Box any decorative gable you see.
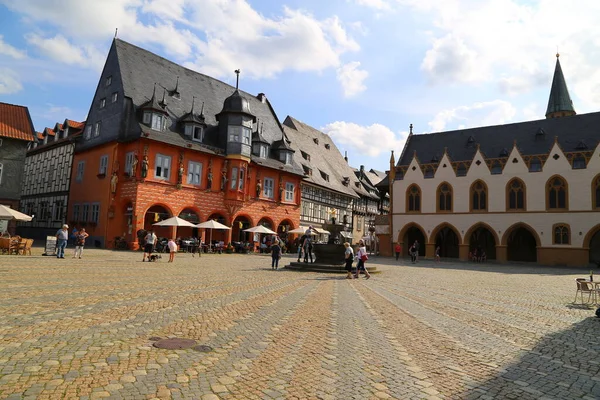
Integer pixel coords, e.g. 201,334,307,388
543,141,570,173
502,144,528,175
434,153,455,180
466,148,490,178
404,155,424,180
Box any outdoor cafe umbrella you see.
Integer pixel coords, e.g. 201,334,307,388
152,216,197,227
0,204,33,222
243,225,277,235
195,220,231,247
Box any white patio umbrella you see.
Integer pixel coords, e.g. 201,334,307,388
0,205,33,222
195,220,231,247
288,226,317,235
152,216,197,227
243,225,277,235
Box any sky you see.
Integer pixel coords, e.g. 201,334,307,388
1,0,600,173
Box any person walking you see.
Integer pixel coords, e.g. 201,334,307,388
394,243,402,261
271,239,282,270
414,240,420,262
344,242,354,279
143,230,157,262
72,228,89,259
55,224,69,259
435,246,441,262
354,239,371,279
167,238,178,262
410,244,416,264
297,234,306,262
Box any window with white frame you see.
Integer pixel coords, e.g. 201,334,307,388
73,204,80,221
155,154,171,179
84,125,91,139
228,126,241,142
259,145,268,158
99,155,108,175
82,203,89,222
124,152,135,176
193,126,203,141
100,98,106,109
187,161,202,185
230,167,238,189
111,92,118,103
242,127,251,144
285,182,295,202
91,203,100,224
143,112,151,124
76,161,85,182
263,178,274,198
151,114,164,131
284,152,292,165
93,121,101,137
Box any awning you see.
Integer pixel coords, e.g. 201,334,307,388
316,229,331,235
340,231,353,239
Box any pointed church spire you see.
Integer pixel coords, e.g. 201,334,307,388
545,53,576,119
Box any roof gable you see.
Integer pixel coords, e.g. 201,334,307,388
0,102,36,141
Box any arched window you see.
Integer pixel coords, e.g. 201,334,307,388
437,183,453,212
470,180,487,211
547,176,568,210
406,184,421,213
553,224,570,245
594,175,600,210
506,179,526,211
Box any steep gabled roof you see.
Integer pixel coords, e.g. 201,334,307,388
0,102,36,141
282,116,359,198
398,111,600,166
546,55,575,117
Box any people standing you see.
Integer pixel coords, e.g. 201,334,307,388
394,243,402,261
410,244,416,263
167,238,177,263
73,228,89,259
143,230,157,262
435,246,441,262
354,239,371,279
344,242,354,279
414,240,420,262
55,224,69,259
303,235,313,263
297,234,306,262
271,239,282,270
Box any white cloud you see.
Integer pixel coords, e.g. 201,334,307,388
337,61,369,97
421,33,483,84
0,35,26,59
5,0,360,81
322,121,407,157
353,0,391,10
0,68,23,94
428,100,516,132
25,34,105,70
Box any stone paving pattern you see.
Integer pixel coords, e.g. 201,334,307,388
1,249,600,399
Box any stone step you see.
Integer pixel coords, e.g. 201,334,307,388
284,262,380,274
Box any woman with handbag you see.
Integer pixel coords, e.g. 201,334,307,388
354,239,371,280
343,242,354,279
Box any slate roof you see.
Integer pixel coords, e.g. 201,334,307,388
546,56,575,117
113,39,304,176
364,169,386,187
282,116,359,198
398,111,600,166
0,102,36,141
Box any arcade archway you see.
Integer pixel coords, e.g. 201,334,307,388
178,208,200,238
232,215,252,243
206,213,228,243
144,204,172,238
587,226,600,265
504,224,538,262
433,225,460,258
401,224,426,257
466,224,497,260
277,219,295,244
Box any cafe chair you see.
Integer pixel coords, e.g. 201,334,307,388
0,237,10,254
574,278,597,304
22,239,33,255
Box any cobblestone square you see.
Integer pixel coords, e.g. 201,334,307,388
1,249,599,399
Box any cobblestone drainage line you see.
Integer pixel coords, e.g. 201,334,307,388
153,338,197,350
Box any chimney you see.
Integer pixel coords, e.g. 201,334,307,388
360,165,365,178
344,150,348,163
257,93,267,103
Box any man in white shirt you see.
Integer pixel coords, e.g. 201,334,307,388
55,224,69,259
143,230,157,262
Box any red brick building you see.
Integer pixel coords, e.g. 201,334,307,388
68,39,303,248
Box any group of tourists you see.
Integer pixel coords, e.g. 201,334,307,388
343,239,371,279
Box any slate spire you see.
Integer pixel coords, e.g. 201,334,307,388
545,53,576,119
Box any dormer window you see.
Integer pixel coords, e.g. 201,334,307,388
228,126,251,144
279,151,292,165
260,145,268,158
319,170,329,181
313,138,319,144
302,165,312,176
143,112,166,131
301,151,311,161
324,143,330,150
185,125,204,142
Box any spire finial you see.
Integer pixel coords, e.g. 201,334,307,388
234,69,240,90
261,122,264,134
114,28,118,38
151,83,156,100
190,96,195,113
409,123,413,134
344,150,348,162
199,101,204,117
160,89,167,107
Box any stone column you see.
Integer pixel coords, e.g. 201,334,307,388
496,245,507,262
425,243,435,259
459,244,469,261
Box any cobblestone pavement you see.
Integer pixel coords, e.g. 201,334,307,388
1,249,600,399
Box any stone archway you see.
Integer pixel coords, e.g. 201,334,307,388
277,219,295,243
434,226,460,258
178,208,201,239
232,215,252,243
144,204,173,239
585,224,600,265
399,223,426,257
206,212,228,244
465,223,498,260
503,223,539,262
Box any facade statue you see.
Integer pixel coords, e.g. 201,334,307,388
220,171,227,191
131,154,138,177
279,182,284,202
110,172,118,194
256,179,262,198
177,162,184,184
141,155,149,179
207,170,213,189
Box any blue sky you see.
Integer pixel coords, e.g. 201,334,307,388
1,0,600,173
